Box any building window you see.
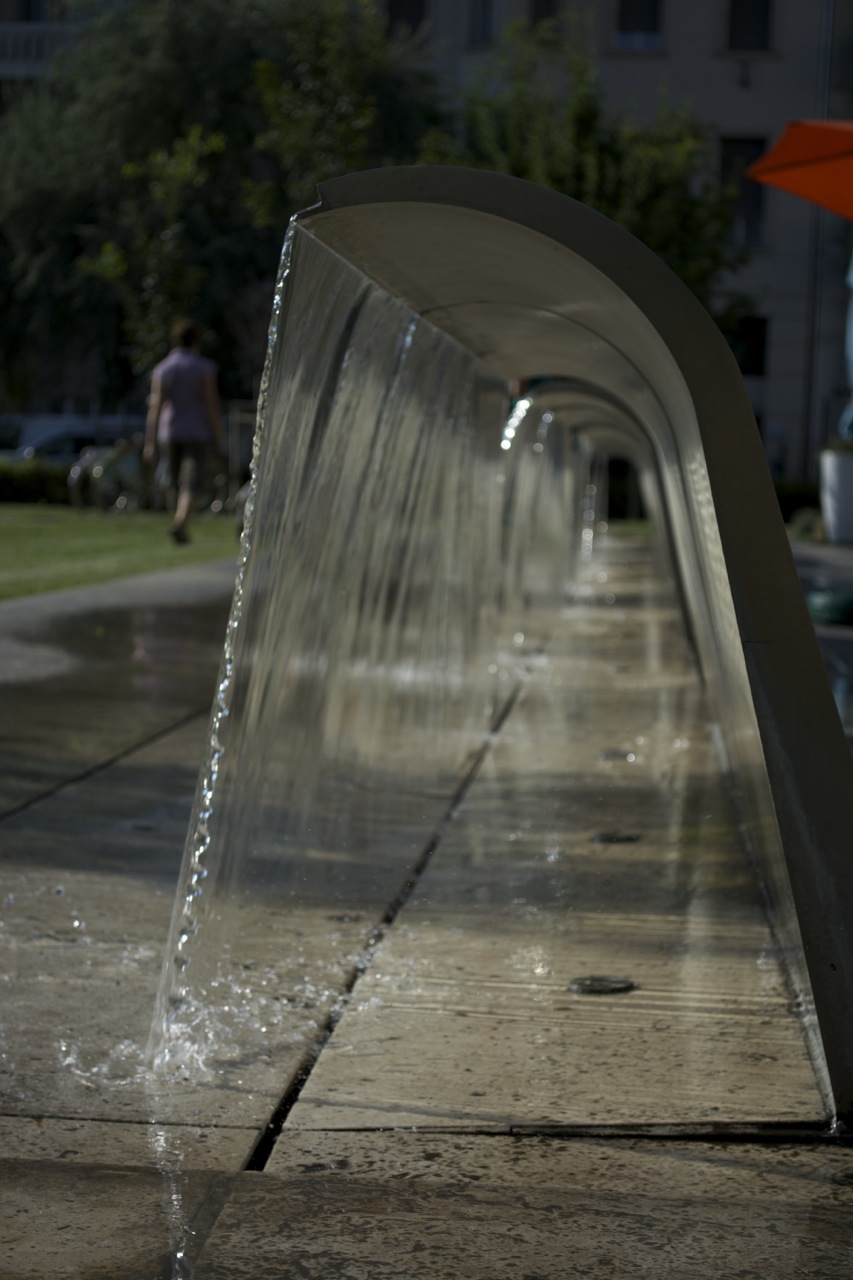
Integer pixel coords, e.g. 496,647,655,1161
530,0,560,23
386,0,427,35
14,1,51,18
727,0,773,52
721,137,766,248
728,315,768,376
468,0,494,49
616,0,663,51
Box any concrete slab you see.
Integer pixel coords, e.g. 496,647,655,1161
230,1134,853,1279
0,717,209,877
0,561,235,815
0,1115,256,1168
3,1135,850,1279
0,1158,223,1280
3,1133,851,1280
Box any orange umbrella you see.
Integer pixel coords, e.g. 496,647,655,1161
746,120,853,220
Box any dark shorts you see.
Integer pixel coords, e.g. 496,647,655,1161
168,442,207,495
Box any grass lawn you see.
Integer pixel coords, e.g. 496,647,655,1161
0,504,240,602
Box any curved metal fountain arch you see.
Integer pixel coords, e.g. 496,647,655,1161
153,167,853,1136
294,166,853,1125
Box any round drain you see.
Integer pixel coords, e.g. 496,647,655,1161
568,975,637,996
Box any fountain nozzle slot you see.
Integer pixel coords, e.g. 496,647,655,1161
569,975,637,996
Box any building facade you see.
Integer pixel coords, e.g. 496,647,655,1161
0,2,107,417
0,1,68,87
391,0,852,480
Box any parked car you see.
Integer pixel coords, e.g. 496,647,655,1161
6,430,104,469
0,413,144,463
68,437,148,510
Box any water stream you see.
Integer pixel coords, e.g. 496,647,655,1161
146,225,578,1106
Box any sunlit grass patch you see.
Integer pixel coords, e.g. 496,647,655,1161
0,504,239,602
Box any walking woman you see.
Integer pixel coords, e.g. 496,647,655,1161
144,319,225,543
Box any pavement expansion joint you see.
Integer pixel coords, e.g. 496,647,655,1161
0,705,212,823
265,1121,848,1147
245,672,532,1172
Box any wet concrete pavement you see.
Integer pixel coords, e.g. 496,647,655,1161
2,538,853,1277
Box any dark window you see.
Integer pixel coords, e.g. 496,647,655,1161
468,0,494,48
727,0,772,52
616,0,662,51
728,316,768,376
721,137,766,248
386,0,427,35
0,0,65,17
530,0,560,22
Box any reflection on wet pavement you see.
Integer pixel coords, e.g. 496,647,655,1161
0,565,234,814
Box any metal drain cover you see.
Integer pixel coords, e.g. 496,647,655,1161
568,975,637,995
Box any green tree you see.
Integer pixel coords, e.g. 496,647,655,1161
79,126,226,378
418,18,747,325
0,5,748,413
0,0,444,407
247,0,442,225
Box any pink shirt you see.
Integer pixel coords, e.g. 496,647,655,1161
153,348,218,445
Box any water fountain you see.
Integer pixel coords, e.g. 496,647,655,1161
148,166,853,1162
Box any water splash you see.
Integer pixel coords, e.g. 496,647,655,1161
148,1123,196,1280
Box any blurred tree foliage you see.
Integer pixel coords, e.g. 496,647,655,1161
0,5,745,409
419,18,748,326
0,0,443,403
79,125,227,379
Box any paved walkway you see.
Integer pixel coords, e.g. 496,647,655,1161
1,540,852,1278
